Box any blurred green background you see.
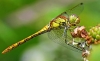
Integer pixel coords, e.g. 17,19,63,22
0,0,100,61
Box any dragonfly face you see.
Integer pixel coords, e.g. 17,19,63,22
69,15,80,26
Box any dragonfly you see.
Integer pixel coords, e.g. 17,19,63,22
2,3,84,54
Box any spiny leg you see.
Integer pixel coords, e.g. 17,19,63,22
66,38,78,45
63,25,70,38
63,25,70,44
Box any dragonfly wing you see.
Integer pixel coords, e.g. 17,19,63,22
48,29,82,52
51,3,84,23
66,3,84,16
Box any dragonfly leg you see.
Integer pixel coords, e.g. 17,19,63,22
63,27,67,37
65,38,78,46
72,38,78,45
77,41,85,48
65,39,72,44
63,25,70,37
65,39,68,44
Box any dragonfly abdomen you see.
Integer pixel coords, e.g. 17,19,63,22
2,25,50,54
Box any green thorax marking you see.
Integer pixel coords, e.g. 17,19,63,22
50,15,68,29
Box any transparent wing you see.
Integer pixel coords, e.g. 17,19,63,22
48,29,83,52
53,3,84,21
66,3,84,16
48,3,84,52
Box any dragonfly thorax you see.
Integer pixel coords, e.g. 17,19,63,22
69,15,80,26
50,17,67,29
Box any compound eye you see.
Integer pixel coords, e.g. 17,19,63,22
73,24,76,26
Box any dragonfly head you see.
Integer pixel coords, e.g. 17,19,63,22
69,15,80,26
